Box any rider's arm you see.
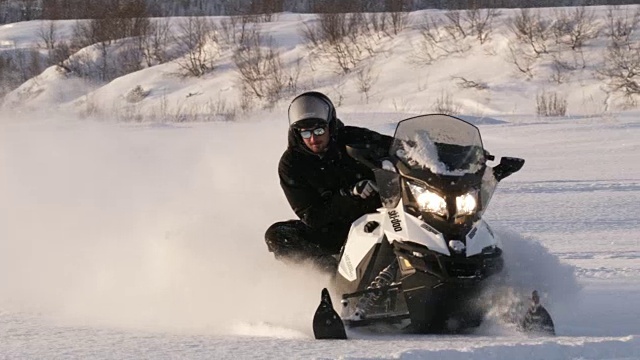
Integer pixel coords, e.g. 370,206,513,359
279,159,370,229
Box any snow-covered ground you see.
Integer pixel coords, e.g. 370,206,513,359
1,6,640,359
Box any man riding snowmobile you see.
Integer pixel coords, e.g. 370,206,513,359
264,91,393,271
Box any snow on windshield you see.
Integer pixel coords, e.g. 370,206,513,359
396,131,483,176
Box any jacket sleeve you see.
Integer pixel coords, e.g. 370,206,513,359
279,158,370,229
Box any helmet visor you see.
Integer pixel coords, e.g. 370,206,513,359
288,95,331,129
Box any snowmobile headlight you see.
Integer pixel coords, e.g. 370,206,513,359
456,191,478,215
407,182,447,217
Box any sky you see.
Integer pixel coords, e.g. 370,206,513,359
1,5,640,359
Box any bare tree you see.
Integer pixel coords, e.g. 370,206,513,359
464,7,500,44
0,55,20,98
219,14,260,48
604,5,640,48
233,30,288,102
509,8,552,56
597,6,640,105
553,7,600,51
506,41,536,79
140,17,172,66
355,62,378,103
71,0,151,48
444,11,467,39
174,16,219,77
598,42,640,105
387,0,410,35
299,12,377,74
549,55,572,84
411,13,471,65
38,21,59,50
389,10,410,36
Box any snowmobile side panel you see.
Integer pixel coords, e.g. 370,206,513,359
339,213,386,282
382,201,451,256
465,219,500,257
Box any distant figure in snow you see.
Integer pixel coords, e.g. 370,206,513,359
264,91,392,272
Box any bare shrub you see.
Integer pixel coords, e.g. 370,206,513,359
71,0,151,48
299,12,378,74
597,6,640,105
355,62,378,103
464,7,500,44
509,8,552,56
118,42,145,75
598,42,640,105
367,12,389,37
0,55,20,98
125,85,150,103
49,41,73,68
115,102,144,122
550,55,572,84
443,11,467,39
604,6,640,48
140,17,173,66
390,11,410,36
6,49,46,85
411,13,471,65
204,97,237,121
63,0,151,81
452,76,488,90
416,8,499,51
391,97,418,113
218,14,262,49
432,91,461,115
506,41,536,79
233,30,288,103
536,91,567,117
174,17,220,77
62,39,144,82
552,6,600,51
38,20,58,50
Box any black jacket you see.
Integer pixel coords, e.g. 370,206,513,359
278,119,393,249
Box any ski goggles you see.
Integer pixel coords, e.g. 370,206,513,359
299,126,327,139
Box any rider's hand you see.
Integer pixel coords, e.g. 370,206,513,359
351,180,378,199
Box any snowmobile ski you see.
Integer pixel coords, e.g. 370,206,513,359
313,288,347,340
520,290,555,335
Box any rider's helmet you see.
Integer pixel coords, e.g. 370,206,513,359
288,91,337,130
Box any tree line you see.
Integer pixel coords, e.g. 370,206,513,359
1,0,639,24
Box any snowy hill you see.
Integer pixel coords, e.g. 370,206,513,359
1,6,639,120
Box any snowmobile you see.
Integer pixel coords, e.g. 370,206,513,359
313,114,555,339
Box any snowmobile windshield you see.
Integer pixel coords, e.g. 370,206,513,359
390,115,486,176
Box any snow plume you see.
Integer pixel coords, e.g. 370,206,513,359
478,227,582,334
496,228,581,300
0,116,327,337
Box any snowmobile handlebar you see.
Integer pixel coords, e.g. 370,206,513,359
345,144,383,170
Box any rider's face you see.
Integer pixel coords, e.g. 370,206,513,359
301,126,330,153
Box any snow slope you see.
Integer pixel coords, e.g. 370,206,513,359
2,5,640,360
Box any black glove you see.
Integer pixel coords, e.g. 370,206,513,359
350,180,378,199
